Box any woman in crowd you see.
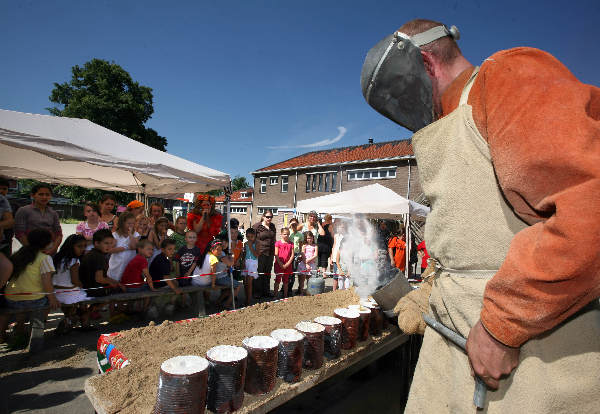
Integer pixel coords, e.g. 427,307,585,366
252,211,276,299
317,214,334,274
99,194,118,231
187,194,223,254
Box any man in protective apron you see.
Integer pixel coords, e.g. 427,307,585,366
361,19,600,412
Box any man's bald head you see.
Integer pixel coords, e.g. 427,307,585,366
399,19,462,64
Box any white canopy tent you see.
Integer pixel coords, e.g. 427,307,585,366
297,183,429,275
296,183,429,218
0,109,230,197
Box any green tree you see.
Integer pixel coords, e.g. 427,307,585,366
46,58,167,203
231,175,251,192
48,58,167,151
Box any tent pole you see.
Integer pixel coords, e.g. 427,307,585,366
225,183,235,310
405,214,410,278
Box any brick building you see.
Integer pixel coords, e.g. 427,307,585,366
215,188,254,230
251,139,421,229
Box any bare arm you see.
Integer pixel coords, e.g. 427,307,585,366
274,245,283,267
69,263,83,288
142,268,156,291
0,211,14,232
41,272,59,310
248,242,258,258
317,222,325,236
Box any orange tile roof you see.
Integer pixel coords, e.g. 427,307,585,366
215,188,253,203
255,139,413,172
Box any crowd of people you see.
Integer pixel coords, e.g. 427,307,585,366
0,181,425,347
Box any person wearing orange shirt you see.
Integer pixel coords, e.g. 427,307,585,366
362,18,599,412
387,230,406,272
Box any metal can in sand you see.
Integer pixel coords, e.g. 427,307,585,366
333,308,360,350
242,336,279,395
361,301,384,336
355,306,371,341
271,329,305,383
206,345,248,413
295,321,325,370
314,316,342,359
153,355,209,414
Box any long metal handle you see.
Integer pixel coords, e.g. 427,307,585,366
423,314,488,409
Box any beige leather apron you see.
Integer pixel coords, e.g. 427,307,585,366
405,67,600,413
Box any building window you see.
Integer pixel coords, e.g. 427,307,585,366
312,174,317,192
331,172,337,192
324,173,329,192
317,174,322,192
281,176,288,193
260,178,267,193
240,192,248,198
270,176,278,185
258,207,279,216
306,175,311,192
230,207,247,214
347,167,397,181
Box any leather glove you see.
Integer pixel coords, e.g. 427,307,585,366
394,264,436,335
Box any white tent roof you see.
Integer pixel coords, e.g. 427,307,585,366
0,109,230,197
296,183,429,218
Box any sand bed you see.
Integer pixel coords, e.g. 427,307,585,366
88,289,360,413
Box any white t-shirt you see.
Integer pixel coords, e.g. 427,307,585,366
53,258,79,287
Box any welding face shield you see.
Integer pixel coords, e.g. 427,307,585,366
361,25,460,132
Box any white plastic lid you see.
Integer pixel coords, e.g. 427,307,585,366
334,308,360,319
242,336,279,349
314,316,342,326
206,345,248,362
296,321,325,333
271,328,305,342
161,355,209,375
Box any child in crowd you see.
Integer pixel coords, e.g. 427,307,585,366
288,218,304,296
169,216,187,251
1,229,58,348
208,238,240,309
175,230,201,287
52,234,90,333
274,228,294,299
243,228,258,304
108,212,139,282
148,217,169,264
121,239,155,292
297,231,318,296
80,229,122,297
99,194,118,231
148,239,182,316
76,202,109,251
135,214,151,240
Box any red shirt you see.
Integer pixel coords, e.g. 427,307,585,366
417,241,429,268
187,212,223,253
274,240,294,275
121,254,148,288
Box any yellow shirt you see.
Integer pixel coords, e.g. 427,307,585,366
5,252,55,301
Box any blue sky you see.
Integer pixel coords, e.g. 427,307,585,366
1,0,598,183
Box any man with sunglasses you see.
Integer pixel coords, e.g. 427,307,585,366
252,211,277,299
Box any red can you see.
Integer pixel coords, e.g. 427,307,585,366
333,308,360,350
295,322,325,370
242,336,279,395
356,307,371,341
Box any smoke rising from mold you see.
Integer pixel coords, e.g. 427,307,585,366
336,215,400,300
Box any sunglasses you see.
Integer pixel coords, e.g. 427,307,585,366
264,215,273,219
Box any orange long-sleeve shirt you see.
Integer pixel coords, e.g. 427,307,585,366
440,47,600,347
